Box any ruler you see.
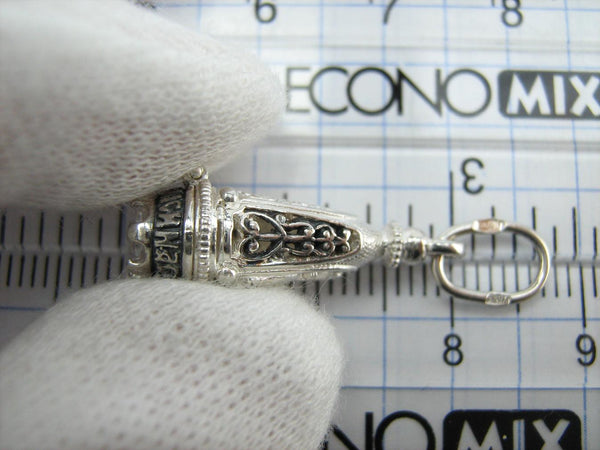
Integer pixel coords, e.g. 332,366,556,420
1,1,599,448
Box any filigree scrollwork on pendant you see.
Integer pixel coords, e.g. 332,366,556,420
238,211,353,262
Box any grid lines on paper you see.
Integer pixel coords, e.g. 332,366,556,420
0,1,598,447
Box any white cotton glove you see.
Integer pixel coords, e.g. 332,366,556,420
0,281,342,449
0,0,283,209
0,2,343,449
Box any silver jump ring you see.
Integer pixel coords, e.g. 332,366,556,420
431,219,551,306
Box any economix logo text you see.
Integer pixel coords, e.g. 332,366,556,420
444,409,581,450
286,67,600,120
499,70,600,119
327,409,581,449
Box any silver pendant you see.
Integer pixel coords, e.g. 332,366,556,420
128,168,550,306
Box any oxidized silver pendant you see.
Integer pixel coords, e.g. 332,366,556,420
128,168,550,306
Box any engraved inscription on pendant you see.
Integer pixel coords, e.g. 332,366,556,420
235,210,358,264
152,189,185,277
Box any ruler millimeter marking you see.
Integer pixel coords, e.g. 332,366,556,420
0,198,596,308
0,207,127,308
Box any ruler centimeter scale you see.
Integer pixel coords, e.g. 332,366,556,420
0,204,595,301
0,205,597,304
1,170,597,346
2,0,599,448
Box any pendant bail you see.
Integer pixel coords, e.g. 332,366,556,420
383,224,464,267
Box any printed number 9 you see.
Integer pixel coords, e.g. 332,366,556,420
576,334,596,366
250,0,277,23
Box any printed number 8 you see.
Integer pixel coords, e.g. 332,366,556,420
501,0,523,28
443,333,464,366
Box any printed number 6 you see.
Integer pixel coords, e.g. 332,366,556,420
250,0,277,23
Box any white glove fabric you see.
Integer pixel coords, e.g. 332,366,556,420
0,2,343,449
0,0,284,210
1,281,342,449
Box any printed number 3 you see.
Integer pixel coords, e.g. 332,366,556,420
461,157,485,195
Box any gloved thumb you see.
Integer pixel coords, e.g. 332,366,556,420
0,279,343,449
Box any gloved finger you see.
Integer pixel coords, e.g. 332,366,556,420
0,279,343,450
0,0,284,210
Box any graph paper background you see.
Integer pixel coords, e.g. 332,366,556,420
1,1,598,448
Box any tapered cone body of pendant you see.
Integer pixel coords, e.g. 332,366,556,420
128,175,383,285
